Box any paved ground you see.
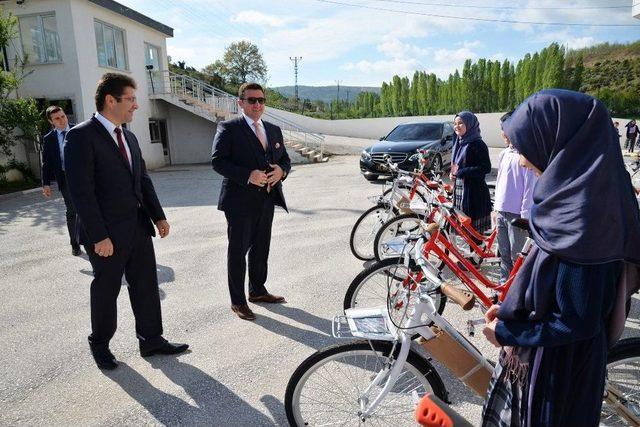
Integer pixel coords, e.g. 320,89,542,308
1,155,638,426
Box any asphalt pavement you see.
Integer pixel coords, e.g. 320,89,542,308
1,155,638,426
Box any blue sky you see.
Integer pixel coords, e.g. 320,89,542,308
119,0,640,87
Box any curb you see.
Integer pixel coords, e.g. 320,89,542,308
0,186,41,201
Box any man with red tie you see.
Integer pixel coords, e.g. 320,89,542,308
211,82,291,321
64,73,188,370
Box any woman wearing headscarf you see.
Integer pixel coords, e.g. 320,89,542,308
481,89,640,426
450,111,493,234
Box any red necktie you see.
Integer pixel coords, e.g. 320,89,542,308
114,127,131,169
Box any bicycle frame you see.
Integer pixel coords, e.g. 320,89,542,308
336,237,493,419
422,225,532,308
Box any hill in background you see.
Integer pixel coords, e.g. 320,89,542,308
272,85,380,103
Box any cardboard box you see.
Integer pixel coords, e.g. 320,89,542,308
420,326,493,397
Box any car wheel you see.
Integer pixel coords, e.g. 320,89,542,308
364,174,379,181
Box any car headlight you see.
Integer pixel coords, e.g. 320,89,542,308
408,153,420,162
361,150,372,160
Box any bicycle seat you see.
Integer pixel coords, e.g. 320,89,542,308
511,218,531,232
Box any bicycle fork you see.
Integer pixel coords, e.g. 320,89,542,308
359,333,412,420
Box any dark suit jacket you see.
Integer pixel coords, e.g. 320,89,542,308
211,116,291,214
64,116,165,248
41,125,75,185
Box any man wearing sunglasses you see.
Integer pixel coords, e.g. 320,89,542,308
212,82,291,321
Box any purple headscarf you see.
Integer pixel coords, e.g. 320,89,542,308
452,111,482,168
499,89,640,323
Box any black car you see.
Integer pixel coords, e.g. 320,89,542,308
360,121,455,181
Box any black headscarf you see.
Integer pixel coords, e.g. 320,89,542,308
499,89,640,322
452,111,482,169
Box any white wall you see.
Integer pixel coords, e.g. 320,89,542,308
5,0,84,117
3,0,171,169
152,101,217,164
266,108,509,147
71,0,169,169
265,107,634,148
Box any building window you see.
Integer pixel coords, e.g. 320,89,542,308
19,13,62,63
144,43,161,69
94,20,127,70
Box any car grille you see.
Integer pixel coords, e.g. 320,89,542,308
371,152,408,164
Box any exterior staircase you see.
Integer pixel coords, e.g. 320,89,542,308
148,71,327,162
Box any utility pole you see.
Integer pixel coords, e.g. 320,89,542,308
335,79,342,117
289,56,302,107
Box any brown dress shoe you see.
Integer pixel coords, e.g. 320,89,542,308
248,293,286,303
231,304,256,320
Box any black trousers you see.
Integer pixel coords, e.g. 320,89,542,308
57,176,80,248
224,196,275,306
85,211,163,349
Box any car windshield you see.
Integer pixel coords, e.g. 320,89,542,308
385,123,442,142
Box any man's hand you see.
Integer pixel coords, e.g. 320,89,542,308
267,164,283,185
156,219,170,238
94,238,114,257
249,169,268,187
42,185,52,198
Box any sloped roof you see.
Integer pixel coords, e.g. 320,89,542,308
88,0,173,37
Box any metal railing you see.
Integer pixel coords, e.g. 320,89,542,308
149,70,238,117
147,69,325,158
263,109,325,159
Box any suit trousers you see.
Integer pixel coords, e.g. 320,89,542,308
85,210,163,349
224,195,275,305
57,176,79,248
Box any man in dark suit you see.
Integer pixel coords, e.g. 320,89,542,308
64,73,188,370
212,82,291,321
41,106,81,256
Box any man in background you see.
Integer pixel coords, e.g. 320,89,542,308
41,106,81,256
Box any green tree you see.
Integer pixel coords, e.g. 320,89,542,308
0,12,40,157
203,41,267,86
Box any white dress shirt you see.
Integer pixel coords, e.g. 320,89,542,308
94,112,132,169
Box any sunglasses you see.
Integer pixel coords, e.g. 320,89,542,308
242,97,266,105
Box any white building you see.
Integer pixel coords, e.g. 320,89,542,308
1,0,235,172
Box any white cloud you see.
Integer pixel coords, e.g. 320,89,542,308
230,10,291,28
377,38,431,59
434,47,478,64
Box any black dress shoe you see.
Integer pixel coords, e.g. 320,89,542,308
140,340,189,357
90,346,118,370
72,246,82,256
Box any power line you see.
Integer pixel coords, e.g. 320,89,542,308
312,0,640,27
367,0,631,10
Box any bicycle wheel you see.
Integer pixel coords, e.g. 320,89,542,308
350,204,395,261
382,183,428,208
601,337,640,426
374,213,423,261
284,340,447,427
343,257,447,328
